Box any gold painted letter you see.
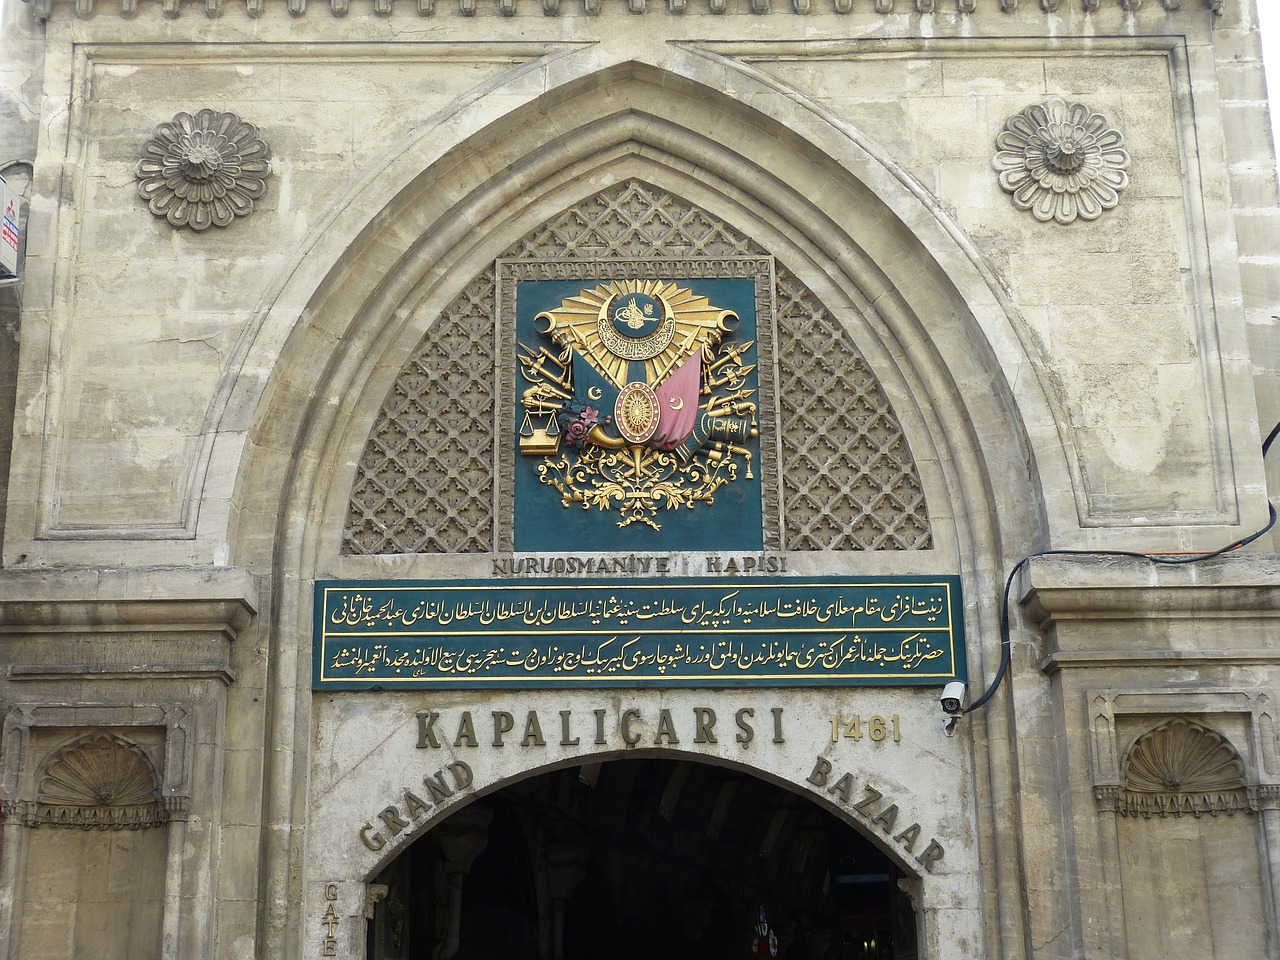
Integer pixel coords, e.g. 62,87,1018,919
916,840,945,873
622,709,642,746
359,824,385,851
492,711,514,746
416,711,442,748
807,756,831,787
693,707,717,744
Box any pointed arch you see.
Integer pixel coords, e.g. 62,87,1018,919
340,179,933,557
221,55,1063,567
363,757,925,960
223,54,1061,959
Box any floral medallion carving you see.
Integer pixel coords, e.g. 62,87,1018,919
993,99,1130,225
136,109,271,231
1117,718,1250,818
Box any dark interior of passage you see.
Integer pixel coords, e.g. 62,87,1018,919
367,759,916,960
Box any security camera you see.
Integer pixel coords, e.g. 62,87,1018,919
940,681,967,715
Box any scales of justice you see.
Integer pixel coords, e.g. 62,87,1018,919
518,279,759,531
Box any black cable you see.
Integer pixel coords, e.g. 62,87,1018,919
963,419,1280,716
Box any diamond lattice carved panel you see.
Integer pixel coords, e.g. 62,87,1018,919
511,181,759,261
344,273,498,554
343,181,931,555
775,266,931,551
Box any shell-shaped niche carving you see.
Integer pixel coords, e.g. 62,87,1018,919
1124,718,1245,794
1118,718,1249,818
34,732,166,829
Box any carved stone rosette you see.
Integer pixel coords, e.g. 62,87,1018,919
135,109,271,231
992,99,1130,225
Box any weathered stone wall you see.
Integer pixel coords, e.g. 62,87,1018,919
0,3,1277,960
1,4,1274,568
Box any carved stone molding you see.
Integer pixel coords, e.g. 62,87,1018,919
135,109,271,231
1093,783,1120,807
5,731,181,829
1022,555,1280,673
1115,718,1251,819
364,883,390,919
1085,688,1280,822
993,99,1130,225
1256,784,1280,812
22,0,1228,19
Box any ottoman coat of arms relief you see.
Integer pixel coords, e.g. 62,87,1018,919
515,277,763,550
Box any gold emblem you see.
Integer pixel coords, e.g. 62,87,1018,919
518,409,561,456
613,296,654,329
533,280,735,386
519,279,758,531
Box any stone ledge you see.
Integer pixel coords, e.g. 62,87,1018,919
1039,648,1280,674
0,566,258,640
1018,553,1280,626
1017,553,1280,668
7,663,237,684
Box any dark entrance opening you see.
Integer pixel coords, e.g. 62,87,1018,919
367,759,916,960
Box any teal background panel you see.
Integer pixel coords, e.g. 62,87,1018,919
513,278,763,552
314,576,966,690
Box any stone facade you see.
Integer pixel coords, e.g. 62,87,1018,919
0,1,1278,959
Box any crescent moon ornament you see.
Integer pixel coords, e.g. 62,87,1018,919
587,386,603,400
669,397,684,410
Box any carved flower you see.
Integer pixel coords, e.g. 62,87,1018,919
993,99,1130,224
564,406,601,447
136,109,271,231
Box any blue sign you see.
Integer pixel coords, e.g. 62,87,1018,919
313,577,965,689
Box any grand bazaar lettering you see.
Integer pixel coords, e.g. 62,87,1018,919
355,707,946,873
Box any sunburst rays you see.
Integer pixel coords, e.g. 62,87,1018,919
534,280,737,388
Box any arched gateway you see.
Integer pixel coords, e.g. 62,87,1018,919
364,757,919,960
6,8,1276,960
258,60,1033,960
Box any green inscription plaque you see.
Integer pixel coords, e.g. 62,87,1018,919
313,577,965,689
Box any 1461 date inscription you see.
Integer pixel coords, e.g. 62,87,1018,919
830,714,902,744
